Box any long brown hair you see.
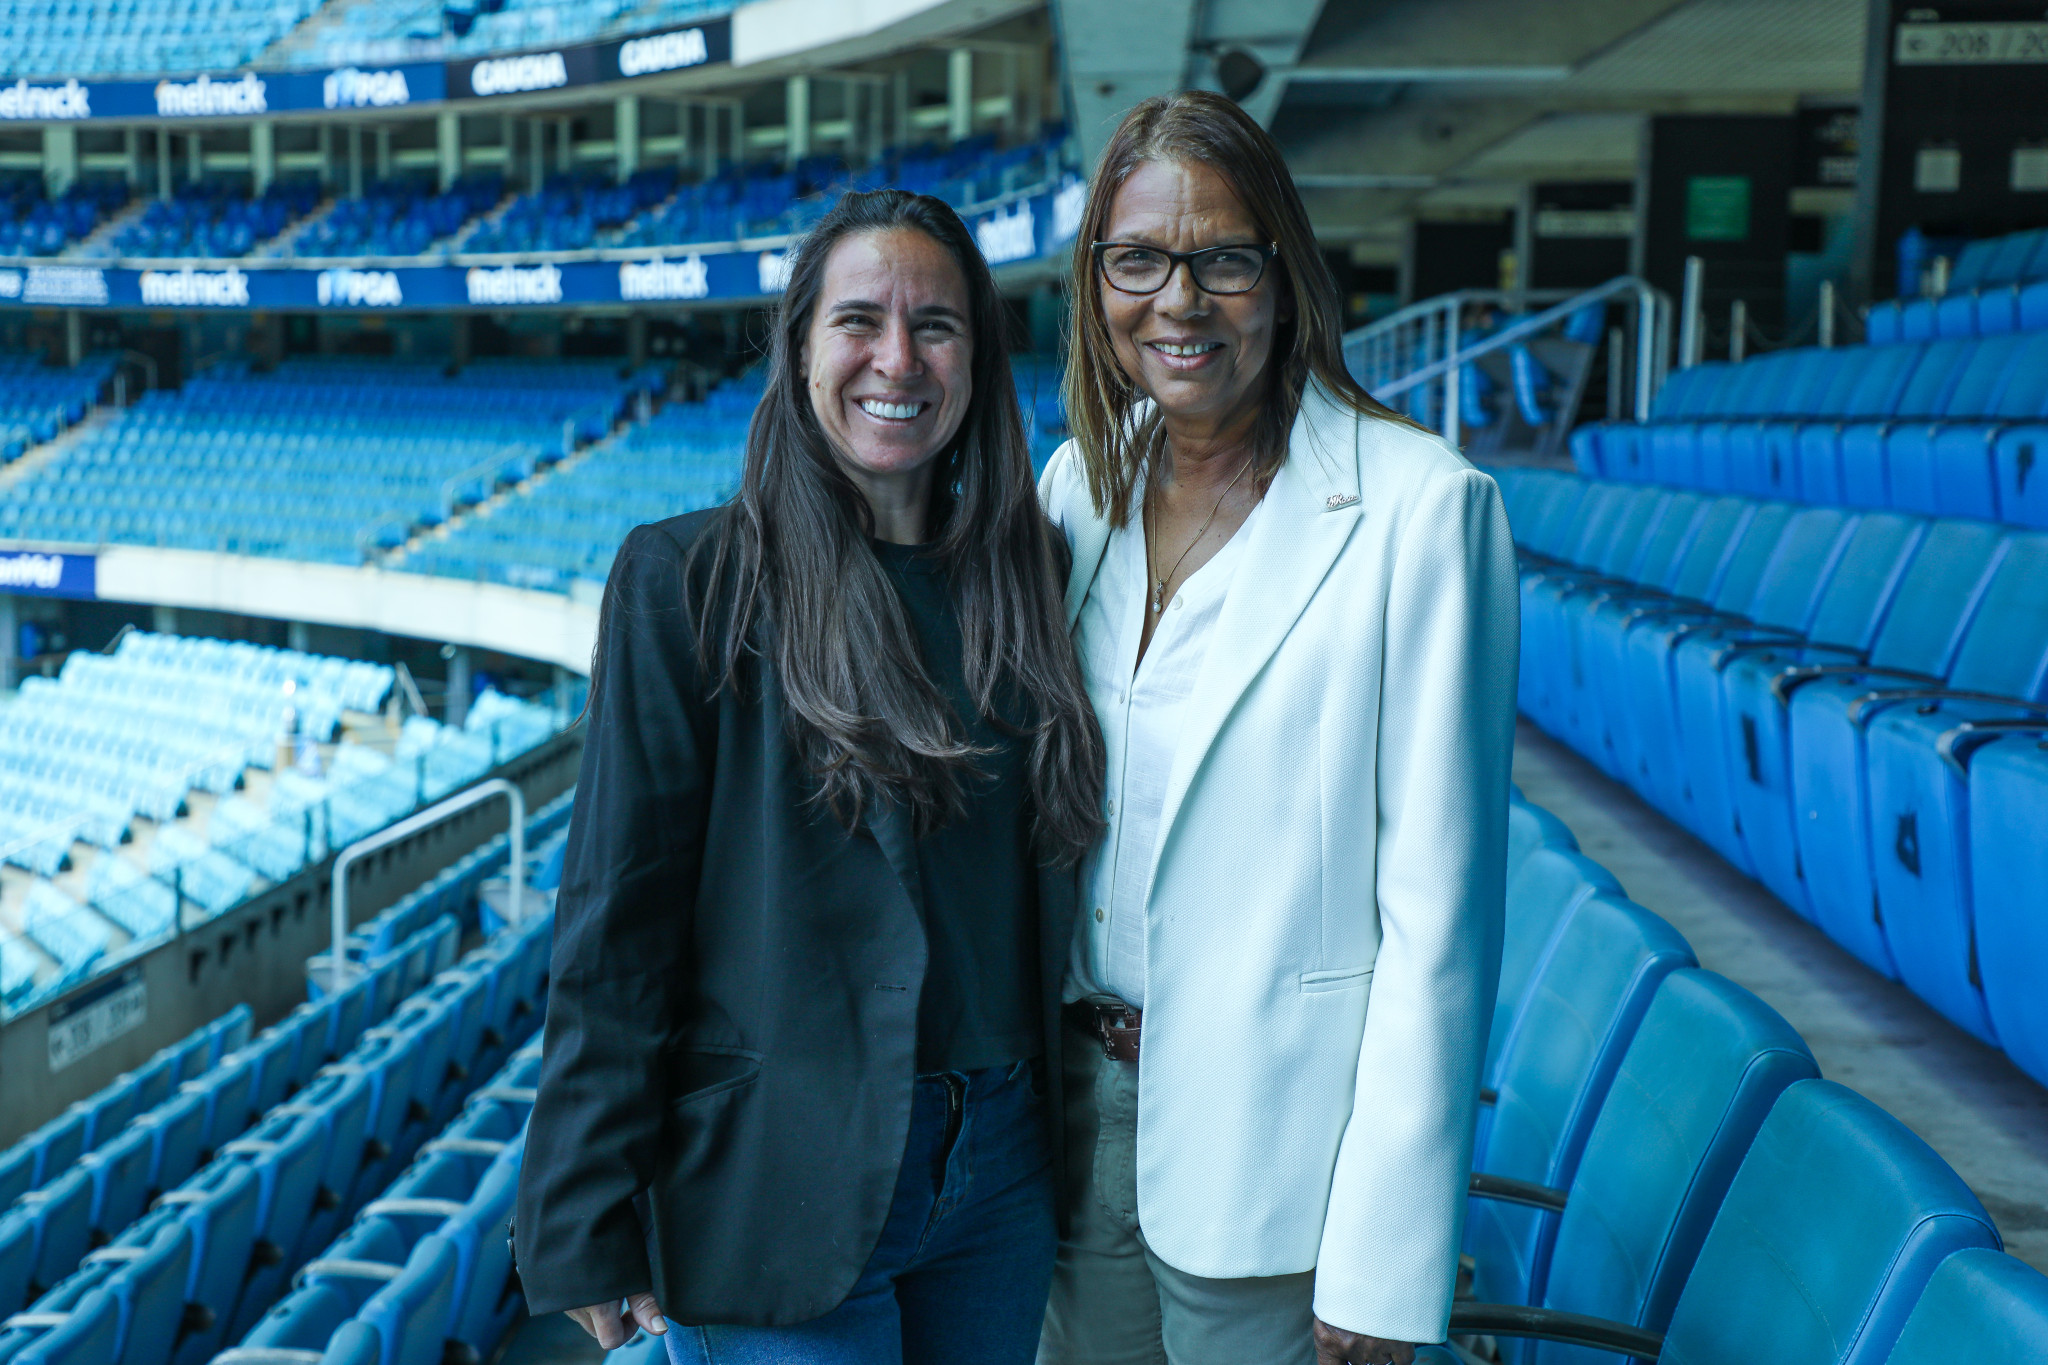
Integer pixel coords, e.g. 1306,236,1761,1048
1064,90,1422,526
690,189,1104,861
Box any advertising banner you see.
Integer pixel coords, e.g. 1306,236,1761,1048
0,16,727,123
0,176,1082,312
0,549,96,599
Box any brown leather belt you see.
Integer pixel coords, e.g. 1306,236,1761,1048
1065,1000,1142,1064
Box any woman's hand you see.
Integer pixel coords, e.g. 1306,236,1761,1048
1313,1315,1417,1365
568,1293,668,1350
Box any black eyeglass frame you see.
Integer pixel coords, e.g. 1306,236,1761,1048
1090,241,1280,296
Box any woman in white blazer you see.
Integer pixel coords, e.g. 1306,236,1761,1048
1035,92,1519,1365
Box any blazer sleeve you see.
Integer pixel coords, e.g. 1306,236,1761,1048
515,522,713,1316
1312,465,1519,1341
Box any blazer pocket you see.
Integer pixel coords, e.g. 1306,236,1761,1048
667,1046,764,1106
1299,966,1374,994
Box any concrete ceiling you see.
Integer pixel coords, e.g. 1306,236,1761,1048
1053,0,1868,252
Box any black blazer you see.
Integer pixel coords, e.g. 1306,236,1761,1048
514,511,1079,1326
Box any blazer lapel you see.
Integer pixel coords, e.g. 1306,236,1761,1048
1147,388,1364,882
865,800,927,923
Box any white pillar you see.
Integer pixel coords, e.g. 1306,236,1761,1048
122,127,139,188
287,621,310,653
437,108,460,190
375,126,392,182
252,119,275,194
785,76,810,165
348,126,364,199
44,125,77,196
65,311,82,366
556,118,572,176
319,123,333,189
529,119,546,190
156,129,172,200
947,48,973,142
152,604,180,635
615,94,639,182
186,130,203,185
894,69,910,148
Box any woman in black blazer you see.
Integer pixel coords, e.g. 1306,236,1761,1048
514,189,1105,1365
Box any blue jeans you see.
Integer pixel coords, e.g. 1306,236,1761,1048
665,1058,1056,1365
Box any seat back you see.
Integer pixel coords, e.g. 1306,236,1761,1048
221,1110,330,1341
239,1027,298,1120
1982,330,2048,419
1839,344,1929,419
207,1005,254,1068
1972,740,2048,1088
1469,895,1696,1309
1700,501,1796,615
444,1152,521,1352
0,1147,31,1209
80,1125,153,1240
1661,497,1756,605
1740,507,1858,633
239,1282,357,1352
1531,971,1817,1363
1506,801,1578,879
1798,513,1926,652
127,1054,176,1115
1488,847,1624,1081
12,1288,119,1365
1590,488,1671,577
0,1210,33,1317
183,1054,255,1159
1882,1248,2048,1363
22,1167,92,1297
1622,493,1709,594
134,1089,207,1198
1893,337,1976,418
78,1075,139,1153
357,1235,459,1365
162,1159,261,1365
1661,1079,1999,1365
1939,532,2048,698
103,1217,190,1365
26,1111,85,1188
1863,519,2008,675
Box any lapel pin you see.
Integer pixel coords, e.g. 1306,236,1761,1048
1324,492,1359,511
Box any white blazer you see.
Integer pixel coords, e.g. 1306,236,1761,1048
1039,383,1519,1342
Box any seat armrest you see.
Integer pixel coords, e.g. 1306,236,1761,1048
1768,663,1939,706
1938,719,2048,777
1846,688,2047,728
1467,1172,1569,1212
1707,635,1849,672
1447,1303,1664,1359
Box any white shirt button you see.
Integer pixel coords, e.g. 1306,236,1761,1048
1172,595,1184,610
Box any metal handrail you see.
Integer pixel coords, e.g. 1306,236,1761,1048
437,444,530,518
309,776,525,996
1342,275,1671,447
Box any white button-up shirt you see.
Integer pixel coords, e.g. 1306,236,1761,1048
1067,497,1262,1008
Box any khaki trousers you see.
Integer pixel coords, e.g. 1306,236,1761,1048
1037,1018,1317,1365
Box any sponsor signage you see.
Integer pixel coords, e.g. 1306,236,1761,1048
0,77,91,120
0,178,1080,311
0,549,96,598
47,966,147,1071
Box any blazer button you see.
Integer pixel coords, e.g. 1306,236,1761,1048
1094,908,1106,922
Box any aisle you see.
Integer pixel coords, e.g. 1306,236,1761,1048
1513,720,2048,1271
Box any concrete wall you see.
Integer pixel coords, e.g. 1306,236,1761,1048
0,726,583,1150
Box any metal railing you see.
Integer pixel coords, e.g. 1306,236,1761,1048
308,777,526,997
1343,277,1672,448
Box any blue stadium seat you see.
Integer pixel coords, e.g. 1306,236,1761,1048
131,1088,207,1199
1466,893,1695,1309
1462,970,1815,1363
76,1217,191,1365
0,1211,33,1316
76,1074,139,1154
1970,735,2048,1086
181,1053,256,1160
1794,343,1931,505
1882,332,2048,517
1664,511,1922,869
359,1141,523,1356
140,1158,262,1365
1787,531,2048,1037
5,1287,119,1365
1994,424,2048,528
78,1126,153,1243
23,1112,85,1191
1716,518,2005,935
232,1283,376,1364
127,1053,177,1116
0,1148,31,1210
1882,1248,2048,1362
17,1167,92,1300
217,1109,328,1341
1487,846,1622,1083
300,1226,460,1365
1442,1079,2001,1365
269,1070,375,1269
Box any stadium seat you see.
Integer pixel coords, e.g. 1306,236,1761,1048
17,1167,92,1300
1786,530,2048,1037
4,1287,120,1365
1460,969,1816,1362
1882,1248,2048,1362
1715,518,2005,935
141,1158,261,1365
76,1074,140,1154
1443,1079,2001,1365
217,1109,328,1341
70,1217,191,1365
1962,735,2048,1086
270,1070,375,1268
1466,893,1695,1308
131,1088,208,1199
0,1148,31,1210
1486,846,1623,1082
78,1125,154,1243
23,1112,85,1191
0,1211,34,1316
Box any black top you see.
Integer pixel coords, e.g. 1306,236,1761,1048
873,538,1041,1074
514,513,1078,1327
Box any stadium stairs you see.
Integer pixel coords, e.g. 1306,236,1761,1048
0,789,569,1365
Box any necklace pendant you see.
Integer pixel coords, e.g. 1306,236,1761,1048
1151,583,1164,614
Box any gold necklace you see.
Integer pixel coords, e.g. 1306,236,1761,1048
1146,455,1251,616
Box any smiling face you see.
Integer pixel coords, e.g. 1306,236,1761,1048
803,227,974,514
1098,158,1287,438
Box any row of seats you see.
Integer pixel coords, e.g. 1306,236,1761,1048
0,185,124,261
102,184,321,262
0,353,117,466
0,0,322,76
288,0,726,69
1570,331,2048,527
401,356,1071,595
0,1009,247,1215
1497,465,2048,1092
0,814,562,1365
0,358,660,563
286,177,504,261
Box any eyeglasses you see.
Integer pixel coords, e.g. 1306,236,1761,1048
1091,241,1279,296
